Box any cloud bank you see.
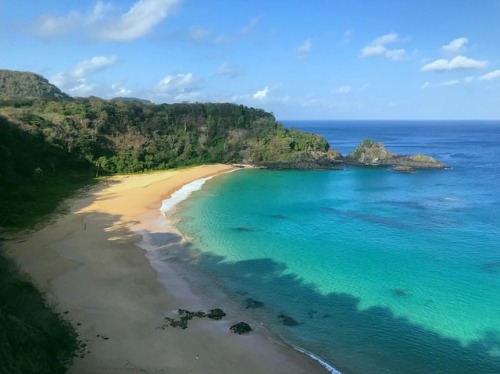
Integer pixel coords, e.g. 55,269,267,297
421,55,488,72
361,33,407,61
33,0,181,41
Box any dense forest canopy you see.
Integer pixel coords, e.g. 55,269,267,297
0,93,340,226
0,97,338,175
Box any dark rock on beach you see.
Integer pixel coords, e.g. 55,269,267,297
160,308,226,329
230,322,252,334
206,308,227,320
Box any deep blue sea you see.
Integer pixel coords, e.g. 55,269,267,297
172,121,500,373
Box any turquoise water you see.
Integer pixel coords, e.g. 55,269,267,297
174,121,500,373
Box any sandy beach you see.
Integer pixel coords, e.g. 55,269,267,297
5,164,325,374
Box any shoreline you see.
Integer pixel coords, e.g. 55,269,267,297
155,171,341,374
5,164,326,373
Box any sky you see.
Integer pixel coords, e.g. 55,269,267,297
1,0,500,120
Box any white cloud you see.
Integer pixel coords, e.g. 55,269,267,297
71,56,118,78
373,33,399,45
442,37,468,54
297,39,312,57
464,76,474,83
385,49,406,61
67,79,97,95
99,0,181,41
50,55,118,96
361,32,407,60
362,44,386,57
479,69,500,81
154,73,200,101
111,83,132,96
421,55,488,72
33,0,181,41
33,2,111,38
421,80,460,89
253,87,269,100
336,85,352,94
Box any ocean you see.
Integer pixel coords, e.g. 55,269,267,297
166,121,500,373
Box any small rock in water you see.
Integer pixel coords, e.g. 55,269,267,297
235,227,253,232
245,298,264,309
307,310,317,319
278,314,299,326
482,261,500,273
393,288,407,296
230,322,252,334
271,214,288,219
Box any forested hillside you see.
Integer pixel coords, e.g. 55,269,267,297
0,70,69,99
0,70,341,227
0,98,339,175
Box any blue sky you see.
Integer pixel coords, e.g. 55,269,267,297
1,0,500,120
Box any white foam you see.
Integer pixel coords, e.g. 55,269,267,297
293,346,342,374
160,176,214,214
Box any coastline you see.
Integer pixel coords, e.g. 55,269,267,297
4,164,326,373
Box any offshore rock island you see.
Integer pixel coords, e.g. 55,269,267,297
344,138,447,171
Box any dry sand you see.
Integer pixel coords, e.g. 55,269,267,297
5,164,326,374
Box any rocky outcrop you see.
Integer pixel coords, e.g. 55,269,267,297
345,139,447,170
257,149,343,170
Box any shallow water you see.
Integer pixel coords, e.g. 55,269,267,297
172,121,500,373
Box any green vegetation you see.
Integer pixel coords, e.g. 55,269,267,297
410,153,435,162
361,138,375,147
0,97,338,177
0,70,69,100
0,115,96,227
349,138,388,160
0,254,80,374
